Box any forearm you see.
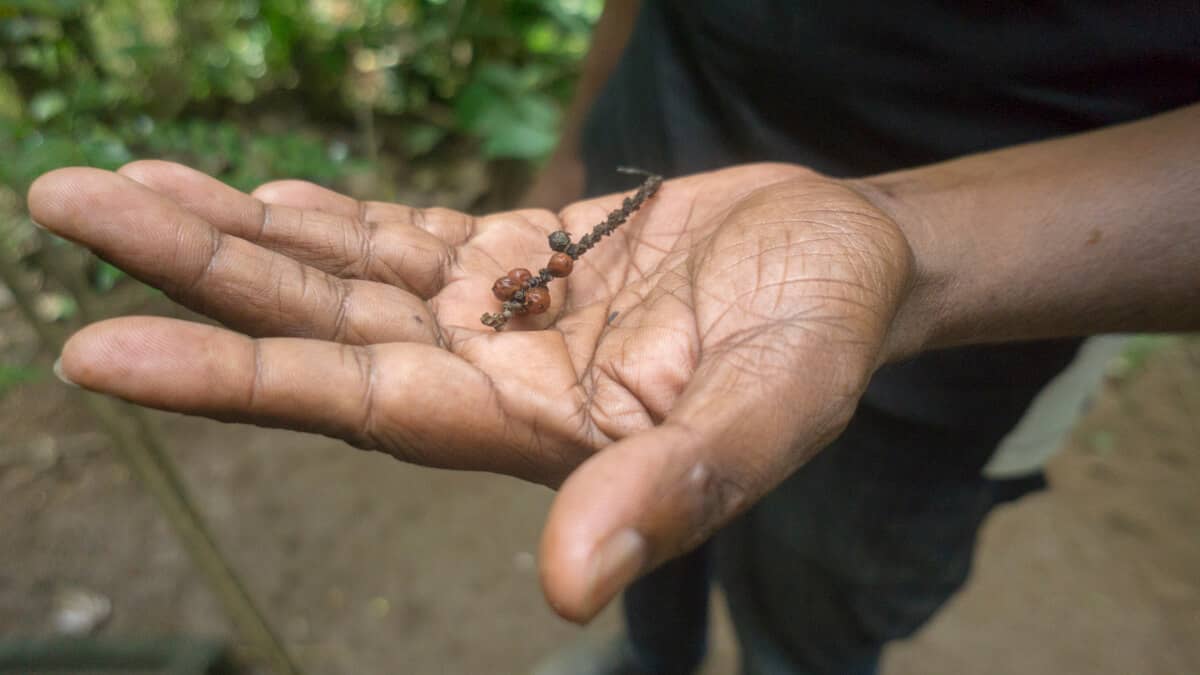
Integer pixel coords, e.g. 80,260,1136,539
553,0,641,162
523,1,641,208
856,103,1200,359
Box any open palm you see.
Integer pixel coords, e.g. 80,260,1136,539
30,160,914,620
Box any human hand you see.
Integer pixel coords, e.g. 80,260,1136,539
29,160,917,622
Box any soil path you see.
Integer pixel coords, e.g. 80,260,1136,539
2,334,1196,674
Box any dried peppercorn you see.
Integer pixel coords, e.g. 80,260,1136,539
548,231,572,252
524,287,551,314
547,252,574,277
481,168,662,330
492,276,520,301
508,268,533,286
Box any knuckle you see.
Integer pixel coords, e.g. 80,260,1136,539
656,454,753,557
349,344,380,449
251,179,313,203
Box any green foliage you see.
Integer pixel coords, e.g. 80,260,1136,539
90,260,122,292
455,62,560,159
0,0,598,300
0,362,43,397
0,0,601,196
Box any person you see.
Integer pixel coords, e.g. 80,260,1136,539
28,2,1199,674
530,3,1200,673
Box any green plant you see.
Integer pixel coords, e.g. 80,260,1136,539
0,0,600,196
0,0,600,300
0,362,43,397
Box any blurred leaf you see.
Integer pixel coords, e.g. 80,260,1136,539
456,62,560,160
0,0,87,17
475,62,529,93
481,121,557,159
0,73,24,120
29,90,68,122
80,133,133,169
400,123,447,157
34,291,77,322
0,363,44,397
91,260,125,292
1,0,597,212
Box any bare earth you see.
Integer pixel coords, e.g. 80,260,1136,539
1,327,1197,674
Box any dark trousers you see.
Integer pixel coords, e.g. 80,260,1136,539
622,343,1075,675
624,545,712,674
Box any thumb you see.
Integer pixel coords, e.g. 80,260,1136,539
538,343,857,623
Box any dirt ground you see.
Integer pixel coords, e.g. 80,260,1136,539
1,308,1197,674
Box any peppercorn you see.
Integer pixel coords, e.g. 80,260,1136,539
524,287,550,314
509,268,533,286
492,276,520,301
480,169,661,330
548,231,571,252
547,252,574,277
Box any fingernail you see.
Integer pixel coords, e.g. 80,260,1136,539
30,218,46,231
53,357,78,388
584,529,647,618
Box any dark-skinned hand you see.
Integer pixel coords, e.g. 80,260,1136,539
29,160,916,622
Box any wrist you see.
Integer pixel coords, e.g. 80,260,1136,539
846,106,1200,356
843,172,961,363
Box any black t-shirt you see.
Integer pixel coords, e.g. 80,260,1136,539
584,0,1200,180
579,1,1200,476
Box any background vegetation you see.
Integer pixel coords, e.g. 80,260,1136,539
0,0,599,397
0,0,599,198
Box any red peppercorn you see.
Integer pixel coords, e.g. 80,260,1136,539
547,252,574,277
508,268,533,286
524,287,550,314
492,275,519,301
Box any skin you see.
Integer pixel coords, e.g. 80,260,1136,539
520,0,642,210
27,103,1200,624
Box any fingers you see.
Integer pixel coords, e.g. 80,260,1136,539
539,329,856,623
250,179,361,217
28,167,439,345
117,160,470,298
60,316,524,473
